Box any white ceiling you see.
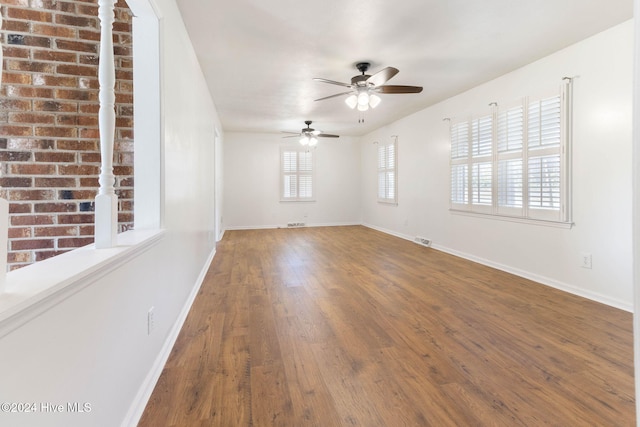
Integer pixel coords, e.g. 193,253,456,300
174,0,633,137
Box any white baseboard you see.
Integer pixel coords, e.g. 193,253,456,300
122,246,217,427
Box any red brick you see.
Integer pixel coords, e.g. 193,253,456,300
7,138,55,150
58,214,94,224
118,176,134,186
11,239,54,250
8,227,32,239
55,39,98,54
80,177,99,187
56,140,96,151
7,34,52,48
55,14,96,28
3,73,32,85
58,189,95,199
0,151,32,161
9,112,56,124
3,19,30,32
31,23,77,38
9,203,32,214
115,189,133,199
35,250,70,262
33,100,78,113
79,225,95,235
0,125,32,136
78,77,99,90
3,46,31,59
35,226,78,237
34,152,76,162
78,54,99,66
79,128,99,139
11,214,54,226
33,74,78,87
34,202,77,212
113,166,133,175
0,99,32,111
58,165,99,176
8,252,32,264
117,213,133,223
78,29,100,42
34,177,77,187
56,64,96,77
9,164,56,175
54,88,97,102
7,189,56,201
6,8,52,22
5,85,55,99
35,126,77,138
79,104,99,114
32,50,78,63
0,177,32,187
119,200,134,211
6,60,56,73
58,237,94,248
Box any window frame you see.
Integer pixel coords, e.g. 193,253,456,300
449,79,573,227
377,137,398,205
280,146,316,202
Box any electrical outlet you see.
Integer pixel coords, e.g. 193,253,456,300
580,252,592,269
147,307,155,335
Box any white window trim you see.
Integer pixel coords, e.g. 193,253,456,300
280,146,316,202
377,136,398,205
449,78,573,227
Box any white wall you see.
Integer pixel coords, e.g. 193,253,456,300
224,132,362,228
362,21,634,310
0,0,222,425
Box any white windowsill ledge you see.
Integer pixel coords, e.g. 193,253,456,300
450,209,574,229
0,228,166,338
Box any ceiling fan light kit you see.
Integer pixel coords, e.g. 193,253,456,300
282,120,339,147
314,61,422,114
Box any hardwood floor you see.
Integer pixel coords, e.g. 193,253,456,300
138,226,635,426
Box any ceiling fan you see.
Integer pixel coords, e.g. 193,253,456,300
314,62,423,111
281,120,339,146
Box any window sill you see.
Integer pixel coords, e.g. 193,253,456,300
450,209,574,229
0,228,166,338
279,199,316,203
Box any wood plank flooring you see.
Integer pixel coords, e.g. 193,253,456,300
138,226,635,426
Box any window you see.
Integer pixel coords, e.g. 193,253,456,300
449,79,572,224
377,137,398,204
280,147,314,201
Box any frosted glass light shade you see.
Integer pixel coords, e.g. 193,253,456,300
345,94,357,109
369,94,381,108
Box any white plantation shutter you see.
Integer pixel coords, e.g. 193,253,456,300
378,138,397,203
471,162,492,205
450,122,469,208
527,94,562,220
281,147,314,201
496,104,524,215
471,116,492,157
449,79,571,224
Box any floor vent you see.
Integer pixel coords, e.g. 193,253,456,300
287,222,305,228
415,237,432,247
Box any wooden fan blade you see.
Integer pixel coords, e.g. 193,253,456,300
375,85,423,94
314,91,354,102
317,133,340,138
282,134,301,138
366,67,399,86
313,78,353,88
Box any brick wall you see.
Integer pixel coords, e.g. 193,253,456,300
0,0,133,270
